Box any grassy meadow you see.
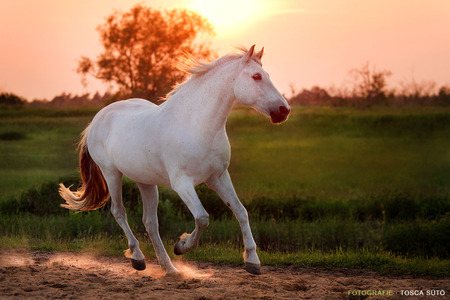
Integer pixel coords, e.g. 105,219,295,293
0,107,99,199
1,105,450,276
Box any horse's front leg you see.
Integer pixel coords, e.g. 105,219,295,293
171,178,209,255
207,170,261,275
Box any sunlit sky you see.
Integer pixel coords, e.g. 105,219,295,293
0,0,449,100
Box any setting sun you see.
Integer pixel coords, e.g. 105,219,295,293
192,0,259,34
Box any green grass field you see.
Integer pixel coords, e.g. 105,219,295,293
228,106,450,198
1,106,450,276
0,107,99,199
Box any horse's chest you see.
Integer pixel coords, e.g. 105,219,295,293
185,145,229,171
175,137,230,178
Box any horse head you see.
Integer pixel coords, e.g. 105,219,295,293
234,45,291,124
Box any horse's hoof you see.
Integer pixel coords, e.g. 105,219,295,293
174,240,185,255
245,262,261,275
164,271,184,280
131,259,146,271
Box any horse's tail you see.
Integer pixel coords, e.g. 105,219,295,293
59,125,110,211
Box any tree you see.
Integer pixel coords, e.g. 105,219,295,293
399,78,436,99
349,62,392,106
436,85,450,106
289,86,331,106
0,93,26,107
78,4,215,103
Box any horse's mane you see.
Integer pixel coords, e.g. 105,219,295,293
162,46,262,101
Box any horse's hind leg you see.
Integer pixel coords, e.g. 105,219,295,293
171,178,209,255
136,182,179,275
103,169,146,270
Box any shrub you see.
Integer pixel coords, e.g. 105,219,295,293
0,93,26,107
0,131,26,141
382,216,450,258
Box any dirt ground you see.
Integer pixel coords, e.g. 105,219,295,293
0,249,449,299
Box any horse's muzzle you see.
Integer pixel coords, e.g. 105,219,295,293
270,105,291,124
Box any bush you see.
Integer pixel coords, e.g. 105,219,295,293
2,175,450,259
3,176,450,223
0,93,26,107
0,176,80,215
382,216,450,258
0,131,26,141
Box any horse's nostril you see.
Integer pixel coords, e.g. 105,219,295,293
279,106,290,115
270,105,291,123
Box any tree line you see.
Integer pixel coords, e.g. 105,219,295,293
27,92,113,108
289,62,450,107
3,70,449,109
289,84,450,108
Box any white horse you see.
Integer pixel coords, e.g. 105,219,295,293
59,45,290,276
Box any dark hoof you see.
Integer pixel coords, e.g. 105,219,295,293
245,262,261,275
131,259,146,271
174,240,185,256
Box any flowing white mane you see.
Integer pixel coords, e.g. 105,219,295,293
180,46,262,76
163,46,263,101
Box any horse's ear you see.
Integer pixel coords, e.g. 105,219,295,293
242,45,256,63
255,47,264,61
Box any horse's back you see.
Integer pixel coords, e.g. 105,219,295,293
103,98,158,113
93,99,158,124
89,98,174,176
87,98,161,161
121,98,158,108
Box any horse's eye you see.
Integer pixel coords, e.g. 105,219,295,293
252,73,262,81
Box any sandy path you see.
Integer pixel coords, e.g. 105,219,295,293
0,249,449,299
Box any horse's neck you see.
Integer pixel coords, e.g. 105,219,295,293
163,61,238,137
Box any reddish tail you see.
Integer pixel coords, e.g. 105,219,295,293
59,126,110,211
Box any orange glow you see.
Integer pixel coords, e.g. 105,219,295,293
1,250,214,279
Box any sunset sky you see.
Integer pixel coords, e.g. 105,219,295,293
0,0,449,100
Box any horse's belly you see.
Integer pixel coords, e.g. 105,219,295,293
109,149,171,186
111,151,224,187
123,168,171,186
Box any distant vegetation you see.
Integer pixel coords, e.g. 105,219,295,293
3,61,449,109
0,92,110,109
28,92,112,108
0,93,26,107
289,62,450,107
3,79,449,110
290,83,450,107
